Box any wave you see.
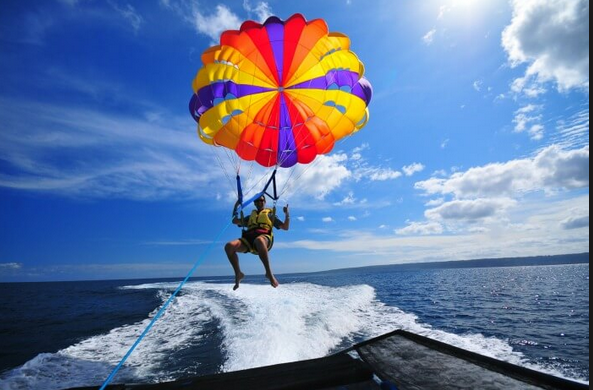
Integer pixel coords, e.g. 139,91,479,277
0,281,585,389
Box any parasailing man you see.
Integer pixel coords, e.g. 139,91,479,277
225,195,290,290
189,14,371,290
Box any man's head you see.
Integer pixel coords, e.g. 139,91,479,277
254,195,266,210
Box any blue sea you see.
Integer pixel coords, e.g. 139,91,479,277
0,263,589,389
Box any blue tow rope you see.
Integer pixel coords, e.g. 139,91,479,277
99,219,234,390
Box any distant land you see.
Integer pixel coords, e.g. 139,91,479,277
321,252,589,275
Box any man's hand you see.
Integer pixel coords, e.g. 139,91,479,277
233,200,242,219
283,204,289,215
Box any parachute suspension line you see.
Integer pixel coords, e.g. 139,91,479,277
99,218,234,390
214,150,235,190
280,130,357,200
205,131,236,196
235,168,279,215
244,160,255,190
279,154,319,199
221,140,240,173
243,169,271,197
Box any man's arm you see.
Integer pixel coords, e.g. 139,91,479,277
232,201,245,226
276,205,290,231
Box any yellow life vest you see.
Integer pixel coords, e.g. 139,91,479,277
247,208,275,232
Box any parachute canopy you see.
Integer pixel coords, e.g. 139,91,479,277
190,13,372,168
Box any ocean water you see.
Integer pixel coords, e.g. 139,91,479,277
0,263,588,389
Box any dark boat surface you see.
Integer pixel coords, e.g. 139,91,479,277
69,329,588,390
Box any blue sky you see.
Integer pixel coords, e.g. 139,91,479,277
0,0,589,282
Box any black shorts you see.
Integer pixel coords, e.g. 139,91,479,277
239,229,273,254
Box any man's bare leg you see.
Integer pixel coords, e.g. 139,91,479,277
225,240,246,290
254,237,279,288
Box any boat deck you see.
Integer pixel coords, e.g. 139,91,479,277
69,330,588,390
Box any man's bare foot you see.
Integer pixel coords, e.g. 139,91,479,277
233,272,245,291
265,273,279,288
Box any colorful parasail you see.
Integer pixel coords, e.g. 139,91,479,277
190,13,372,168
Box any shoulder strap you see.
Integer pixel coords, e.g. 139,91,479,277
270,206,277,233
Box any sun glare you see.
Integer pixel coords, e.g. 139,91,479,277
437,0,494,27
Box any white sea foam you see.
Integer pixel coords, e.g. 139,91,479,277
0,280,583,389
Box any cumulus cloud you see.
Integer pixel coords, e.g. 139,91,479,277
415,145,589,198
280,154,351,200
190,5,242,41
425,198,517,222
395,221,443,235
402,163,425,177
502,0,589,93
561,213,589,229
322,217,334,223
425,198,445,207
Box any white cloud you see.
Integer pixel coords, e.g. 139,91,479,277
502,0,589,93
242,0,272,22
513,104,544,140
355,167,402,181
510,76,547,98
296,216,305,222
322,217,334,223
191,5,242,41
395,221,443,235
425,198,445,207
352,143,370,154
278,195,589,261
552,107,590,150
473,80,483,92
402,162,425,176
415,145,589,198
437,5,450,20
371,169,402,181
561,212,589,229
0,97,219,201
423,28,436,45
333,192,357,206
0,263,22,270
280,154,351,200
425,198,518,222
348,216,357,221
